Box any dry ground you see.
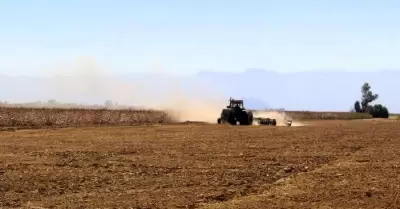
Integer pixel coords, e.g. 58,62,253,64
1,119,399,208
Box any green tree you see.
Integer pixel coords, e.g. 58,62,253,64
354,101,361,113
369,104,389,118
360,82,379,112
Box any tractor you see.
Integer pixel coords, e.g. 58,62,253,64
217,97,254,125
217,97,292,126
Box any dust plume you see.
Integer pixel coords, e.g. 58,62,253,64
44,56,226,123
253,110,304,126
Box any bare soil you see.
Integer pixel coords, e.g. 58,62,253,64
1,120,399,208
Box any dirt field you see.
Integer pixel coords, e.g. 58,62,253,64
1,119,399,208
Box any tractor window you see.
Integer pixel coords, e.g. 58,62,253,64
233,103,244,109
228,99,245,109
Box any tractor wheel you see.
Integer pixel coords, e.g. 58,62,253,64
226,110,236,125
221,109,236,125
271,119,277,126
240,111,253,125
247,111,253,125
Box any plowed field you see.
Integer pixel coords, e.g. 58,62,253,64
1,119,399,208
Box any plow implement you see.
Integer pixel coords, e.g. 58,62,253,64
254,117,277,126
254,117,292,126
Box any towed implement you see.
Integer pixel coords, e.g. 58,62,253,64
254,117,292,126
254,117,277,126
217,97,292,126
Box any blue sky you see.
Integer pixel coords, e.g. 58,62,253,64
1,0,399,76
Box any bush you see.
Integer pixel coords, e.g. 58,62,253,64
368,104,389,118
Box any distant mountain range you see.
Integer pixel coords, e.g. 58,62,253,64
195,69,400,112
0,69,399,112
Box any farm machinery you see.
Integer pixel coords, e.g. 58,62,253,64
217,97,292,126
254,116,293,126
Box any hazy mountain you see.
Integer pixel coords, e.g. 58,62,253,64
196,69,399,112
0,69,398,112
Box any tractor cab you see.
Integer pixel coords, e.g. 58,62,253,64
227,97,245,110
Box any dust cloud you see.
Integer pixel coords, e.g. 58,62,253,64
44,56,226,123
253,110,304,126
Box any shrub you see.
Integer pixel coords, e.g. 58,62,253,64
368,104,389,118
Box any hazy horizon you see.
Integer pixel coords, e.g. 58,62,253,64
0,64,398,113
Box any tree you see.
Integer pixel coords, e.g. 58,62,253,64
354,101,361,113
369,104,389,118
360,82,379,112
48,99,57,105
104,100,113,108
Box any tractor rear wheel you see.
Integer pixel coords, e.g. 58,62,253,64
221,109,236,125
247,111,253,125
238,111,253,125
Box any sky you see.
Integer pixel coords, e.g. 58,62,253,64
0,0,400,76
